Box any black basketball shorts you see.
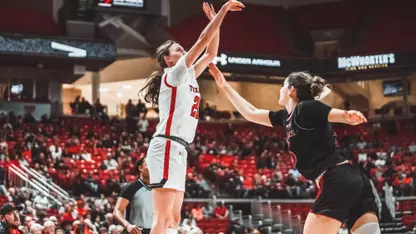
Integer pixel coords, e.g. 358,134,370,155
311,163,379,229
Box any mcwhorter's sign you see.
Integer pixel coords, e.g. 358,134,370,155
337,53,396,71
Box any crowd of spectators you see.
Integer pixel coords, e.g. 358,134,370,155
0,109,414,233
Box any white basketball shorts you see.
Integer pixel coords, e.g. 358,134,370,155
147,137,187,191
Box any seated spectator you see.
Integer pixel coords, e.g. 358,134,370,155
356,138,367,149
285,174,300,198
214,201,228,220
358,150,367,162
103,153,118,170
8,187,18,203
43,221,55,234
120,140,132,153
80,148,92,162
202,203,213,218
30,223,44,234
94,194,109,212
375,157,386,167
49,143,62,161
68,136,80,146
191,204,203,221
18,155,29,168
402,173,414,196
288,168,300,179
33,193,50,212
61,204,76,223
180,213,197,233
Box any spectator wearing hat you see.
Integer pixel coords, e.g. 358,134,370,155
0,203,24,234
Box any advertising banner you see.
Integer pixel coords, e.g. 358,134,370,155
212,51,416,76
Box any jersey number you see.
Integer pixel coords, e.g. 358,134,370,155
190,96,201,119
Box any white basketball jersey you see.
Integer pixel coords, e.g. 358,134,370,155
153,56,201,143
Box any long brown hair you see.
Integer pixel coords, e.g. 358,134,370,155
139,40,176,106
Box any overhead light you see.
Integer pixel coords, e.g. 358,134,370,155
62,84,73,89
116,92,124,98
122,85,133,90
100,87,109,93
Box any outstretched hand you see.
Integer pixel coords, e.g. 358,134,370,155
345,110,367,125
208,63,227,89
222,0,245,12
203,2,216,20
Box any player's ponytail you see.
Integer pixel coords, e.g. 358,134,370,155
140,71,163,106
139,40,176,107
287,71,331,101
310,75,330,98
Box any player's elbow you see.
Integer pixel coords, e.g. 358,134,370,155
206,51,218,60
242,110,257,123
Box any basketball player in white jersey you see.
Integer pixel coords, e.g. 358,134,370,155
139,1,245,233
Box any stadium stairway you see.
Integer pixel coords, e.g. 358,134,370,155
380,211,411,234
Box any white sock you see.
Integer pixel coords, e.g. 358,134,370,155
166,228,178,234
352,222,380,234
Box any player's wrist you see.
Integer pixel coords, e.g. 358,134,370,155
220,4,230,12
124,222,132,229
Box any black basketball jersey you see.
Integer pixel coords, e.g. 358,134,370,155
269,100,347,180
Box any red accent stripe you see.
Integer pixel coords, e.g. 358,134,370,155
163,141,172,179
163,74,177,179
164,74,174,88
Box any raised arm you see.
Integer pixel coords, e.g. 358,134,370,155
208,63,272,127
184,0,244,68
194,3,220,78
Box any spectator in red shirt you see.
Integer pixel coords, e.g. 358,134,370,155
214,201,228,220
76,200,88,217
61,204,75,223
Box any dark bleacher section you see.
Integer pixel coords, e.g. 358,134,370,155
168,5,290,56
0,6,61,36
288,0,364,31
362,0,416,53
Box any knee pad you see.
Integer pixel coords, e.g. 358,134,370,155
352,222,380,234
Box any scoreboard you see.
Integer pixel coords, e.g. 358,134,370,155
97,0,145,9
95,0,163,15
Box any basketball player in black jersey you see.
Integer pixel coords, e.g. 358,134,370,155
208,63,380,234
